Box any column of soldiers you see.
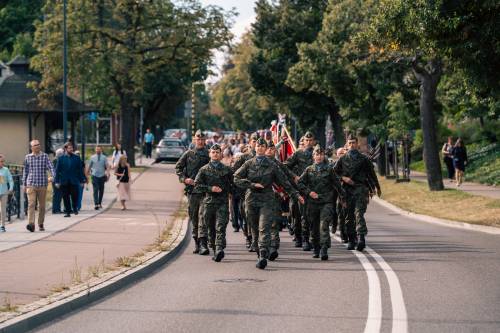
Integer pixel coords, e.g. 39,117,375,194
175,129,381,270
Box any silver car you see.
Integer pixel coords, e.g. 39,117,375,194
155,138,186,162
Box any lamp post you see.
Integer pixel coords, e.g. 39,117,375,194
62,0,68,141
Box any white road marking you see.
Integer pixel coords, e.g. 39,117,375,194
366,247,408,333
333,235,382,333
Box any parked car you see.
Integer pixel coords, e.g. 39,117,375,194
155,138,187,162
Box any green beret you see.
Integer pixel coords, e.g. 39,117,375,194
256,137,268,146
304,131,315,139
210,143,221,151
194,130,206,139
313,144,324,154
250,132,260,140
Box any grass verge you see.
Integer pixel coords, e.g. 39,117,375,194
379,177,500,228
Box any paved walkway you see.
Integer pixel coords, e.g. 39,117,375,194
0,162,183,306
410,171,500,199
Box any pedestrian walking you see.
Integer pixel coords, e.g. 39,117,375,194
74,150,87,211
55,143,87,217
112,143,126,169
115,155,131,210
175,130,210,254
194,144,234,262
52,148,64,214
442,137,455,182
23,139,56,232
234,138,303,270
452,138,468,187
0,154,14,232
333,135,381,251
87,146,110,210
144,129,155,159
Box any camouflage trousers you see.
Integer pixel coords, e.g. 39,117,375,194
345,186,369,236
289,198,309,240
199,201,229,249
246,202,274,255
270,196,282,250
337,200,346,235
307,202,334,248
188,193,204,239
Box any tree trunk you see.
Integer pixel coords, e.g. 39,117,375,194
413,58,444,191
329,103,345,148
120,93,136,167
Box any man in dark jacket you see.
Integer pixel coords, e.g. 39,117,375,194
55,142,87,217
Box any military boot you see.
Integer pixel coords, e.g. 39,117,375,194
347,234,357,250
249,242,258,252
245,236,252,249
213,247,225,262
256,249,268,269
199,238,209,255
269,247,279,261
320,246,328,261
192,237,200,254
302,239,311,251
356,234,366,252
340,230,348,243
294,236,302,248
312,246,320,258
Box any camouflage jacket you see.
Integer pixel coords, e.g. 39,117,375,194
194,161,233,205
232,149,256,194
234,156,299,205
284,147,313,178
175,147,210,194
298,162,344,204
333,150,380,193
269,157,298,191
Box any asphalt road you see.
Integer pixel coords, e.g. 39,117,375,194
34,190,500,332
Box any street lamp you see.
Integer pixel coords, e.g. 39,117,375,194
62,0,68,141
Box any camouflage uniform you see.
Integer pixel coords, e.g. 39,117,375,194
298,159,343,257
234,155,299,263
194,160,233,256
333,149,380,250
284,146,313,246
175,142,210,247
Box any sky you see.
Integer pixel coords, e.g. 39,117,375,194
199,0,257,82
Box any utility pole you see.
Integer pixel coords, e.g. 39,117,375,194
62,0,68,141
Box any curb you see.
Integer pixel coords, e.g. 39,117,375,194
0,217,190,333
373,197,500,235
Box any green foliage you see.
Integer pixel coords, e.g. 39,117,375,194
387,91,418,139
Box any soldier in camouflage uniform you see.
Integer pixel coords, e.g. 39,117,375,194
175,130,210,255
265,141,297,261
234,138,304,269
194,144,233,262
284,131,315,251
232,132,259,249
333,135,381,251
298,145,344,260
334,147,348,243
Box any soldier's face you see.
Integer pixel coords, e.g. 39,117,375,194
304,138,314,148
210,149,222,161
313,152,324,164
265,147,276,158
194,138,205,148
256,144,267,156
347,140,358,150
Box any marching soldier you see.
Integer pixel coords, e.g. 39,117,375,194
284,131,315,251
194,144,233,262
333,135,381,251
232,132,259,249
265,141,297,261
334,147,348,243
234,138,304,269
298,145,344,260
175,130,210,255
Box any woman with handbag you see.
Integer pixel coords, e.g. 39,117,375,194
115,155,131,210
452,138,468,187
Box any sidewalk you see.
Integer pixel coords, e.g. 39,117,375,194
0,161,183,306
410,171,500,199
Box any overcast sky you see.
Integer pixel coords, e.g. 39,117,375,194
199,0,257,82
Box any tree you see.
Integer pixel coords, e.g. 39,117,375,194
31,0,234,165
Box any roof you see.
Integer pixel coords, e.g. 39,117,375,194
6,55,29,67
0,63,96,113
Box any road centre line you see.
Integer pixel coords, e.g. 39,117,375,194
333,235,382,333
366,247,408,333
